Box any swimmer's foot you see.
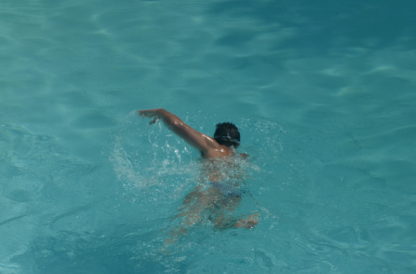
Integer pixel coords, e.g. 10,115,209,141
163,227,188,247
234,213,259,229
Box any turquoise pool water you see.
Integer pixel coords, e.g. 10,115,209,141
1,0,415,273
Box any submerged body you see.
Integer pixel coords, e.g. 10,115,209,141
181,156,250,226
138,108,258,242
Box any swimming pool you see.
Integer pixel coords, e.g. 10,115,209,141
1,0,415,273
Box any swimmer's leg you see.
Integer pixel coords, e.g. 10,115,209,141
234,213,259,229
165,188,215,245
209,195,259,230
180,187,221,224
174,186,206,219
183,186,203,205
212,213,259,230
165,205,204,245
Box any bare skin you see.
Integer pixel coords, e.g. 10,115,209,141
138,108,258,243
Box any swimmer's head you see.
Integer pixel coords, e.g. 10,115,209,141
214,122,240,148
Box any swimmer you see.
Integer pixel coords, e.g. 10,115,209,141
138,108,258,243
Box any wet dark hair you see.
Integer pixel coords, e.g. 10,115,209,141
214,122,240,148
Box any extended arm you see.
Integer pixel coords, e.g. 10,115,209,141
138,108,219,153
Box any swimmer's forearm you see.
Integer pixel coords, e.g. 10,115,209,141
138,108,185,129
139,108,213,150
156,109,193,137
157,109,181,125
141,108,195,143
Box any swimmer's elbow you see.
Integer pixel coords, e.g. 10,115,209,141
165,117,185,130
157,109,182,126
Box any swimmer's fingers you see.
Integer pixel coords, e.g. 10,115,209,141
137,110,161,125
149,117,159,125
137,109,162,121
138,109,156,117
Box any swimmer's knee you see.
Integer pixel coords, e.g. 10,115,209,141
212,217,237,230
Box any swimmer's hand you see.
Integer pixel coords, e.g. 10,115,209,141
138,109,162,124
